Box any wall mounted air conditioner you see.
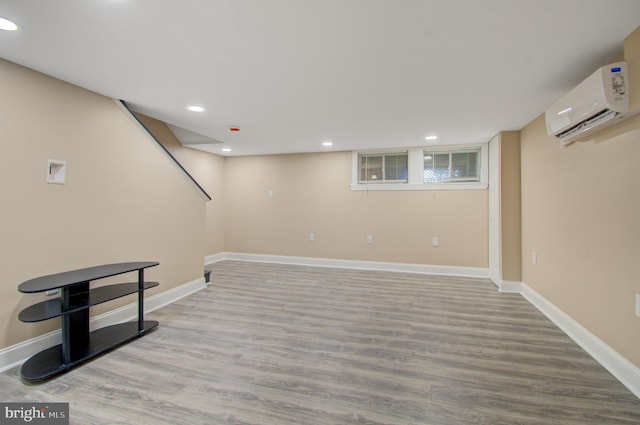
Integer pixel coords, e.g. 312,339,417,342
545,61,634,147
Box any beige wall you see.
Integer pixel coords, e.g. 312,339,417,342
626,26,640,111
499,131,522,282
0,59,206,349
224,152,488,267
119,118,489,269
133,113,226,256
520,26,640,367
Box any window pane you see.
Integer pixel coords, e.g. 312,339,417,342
384,154,408,182
424,152,449,183
359,154,383,182
434,154,449,181
451,151,479,181
469,152,478,177
423,154,434,182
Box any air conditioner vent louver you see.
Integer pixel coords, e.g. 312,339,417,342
555,108,619,140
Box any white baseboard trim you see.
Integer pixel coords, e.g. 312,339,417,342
206,252,489,278
204,252,227,266
499,280,522,293
520,282,640,399
0,331,62,375
0,276,207,374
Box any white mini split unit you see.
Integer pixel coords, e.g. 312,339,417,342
545,61,635,147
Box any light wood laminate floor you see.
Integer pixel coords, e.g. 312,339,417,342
1,260,639,424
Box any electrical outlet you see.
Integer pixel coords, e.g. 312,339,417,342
636,294,640,318
367,235,373,245
268,190,273,199
432,237,439,247
532,251,537,265
309,232,315,242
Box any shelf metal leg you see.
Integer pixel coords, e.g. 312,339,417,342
61,281,90,364
61,287,71,365
138,269,144,333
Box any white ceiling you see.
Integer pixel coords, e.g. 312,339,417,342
1,1,639,156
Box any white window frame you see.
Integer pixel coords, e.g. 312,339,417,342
351,144,488,191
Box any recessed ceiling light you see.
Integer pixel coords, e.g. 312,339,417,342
0,17,18,31
425,135,438,141
187,105,205,112
221,147,232,152
322,141,333,147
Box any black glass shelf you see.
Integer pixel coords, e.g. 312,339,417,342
18,262,159,382
18,282,159,323
20,321,158,382
18,262,159,293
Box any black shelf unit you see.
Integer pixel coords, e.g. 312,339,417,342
18,262,159,382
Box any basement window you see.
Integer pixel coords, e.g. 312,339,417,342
351,145,487,191
423,148,480,183
358,151,408,184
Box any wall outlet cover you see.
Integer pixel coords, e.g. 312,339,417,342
47,159,66,184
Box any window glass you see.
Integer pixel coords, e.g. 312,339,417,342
451,151,479,180
424,149,480,183
424,153,450,183
384,154,408,181
359,152,408,183
359,155,383,182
